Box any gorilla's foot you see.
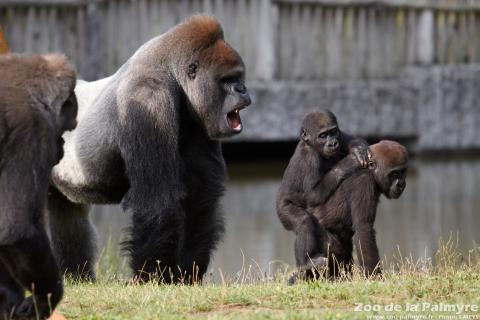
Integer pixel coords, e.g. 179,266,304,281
288,256,328,285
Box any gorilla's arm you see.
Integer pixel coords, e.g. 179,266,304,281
340,132,370,168
304,133,369,207
276,145,314,231
350,175,381,277
306,154,359,207
118,83,186,282
0,126,63,318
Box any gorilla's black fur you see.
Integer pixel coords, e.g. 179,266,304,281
0,53,77,319
49,15,251,283
289,140,408,283
276,111,369,270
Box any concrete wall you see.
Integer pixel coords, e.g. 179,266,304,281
239,65,480,151
2,0,480,150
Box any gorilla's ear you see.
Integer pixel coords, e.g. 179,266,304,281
188,62,198,80
301,129,309,142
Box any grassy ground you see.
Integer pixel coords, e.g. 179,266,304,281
57,240,480,319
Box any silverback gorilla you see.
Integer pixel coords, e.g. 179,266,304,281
290,140,408,283
277,111,370,271
49,16,251,283
0,54,77,319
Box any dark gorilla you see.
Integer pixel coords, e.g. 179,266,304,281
0,54,77,319
277,111,370,270
49,15,251,283
290,140,408,283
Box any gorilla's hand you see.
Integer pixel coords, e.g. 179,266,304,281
351,143,371,168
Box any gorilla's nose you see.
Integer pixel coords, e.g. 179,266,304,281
239,91,251,108
327,140,339,149
234,83,247,94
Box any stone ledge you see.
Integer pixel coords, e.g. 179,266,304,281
235,65,480,151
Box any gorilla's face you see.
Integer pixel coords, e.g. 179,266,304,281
301,111,340,159
375,165,408,199
370,140,409,200
218,71,251,137
183,46,251,140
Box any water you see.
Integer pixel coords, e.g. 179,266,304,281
90,157,480,277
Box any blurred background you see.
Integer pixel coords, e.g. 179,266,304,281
1,0,480,277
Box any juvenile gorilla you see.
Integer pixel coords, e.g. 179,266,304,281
291,140,408,283
0,54,77,319
277,111,370,269
49,15,251,283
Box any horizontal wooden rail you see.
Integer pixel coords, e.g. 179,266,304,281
1,0,479,80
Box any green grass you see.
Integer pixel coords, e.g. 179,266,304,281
57,239,480,319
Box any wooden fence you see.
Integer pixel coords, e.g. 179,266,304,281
1,0,480,80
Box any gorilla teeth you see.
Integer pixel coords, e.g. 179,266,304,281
227,109,242,131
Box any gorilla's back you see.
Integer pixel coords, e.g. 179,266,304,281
51,76,128,204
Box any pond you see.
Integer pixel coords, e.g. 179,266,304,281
90,156,480,278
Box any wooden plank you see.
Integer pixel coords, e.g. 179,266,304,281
48,6,60,51
467,12,476,63
247,0,258,77
273,0,480,11
416,9,433,64
214,0,224,22
38,6,49,52
342,6,354,78
277,5,291,78
139,0,149,44
377,8,387,76
356,7,367,77
366,7,378,78
202,0,213,14
7,7,26,52
458,11,468,62
311,6,324,79
76,5,85,75
0,0,85,7
105,0,117,72
0,25,9,53
383,8,395,77
446,11,456,63
395,8,407,68
325,6,342,78
435,10,447,63
24,6,35,52
476,12,480,62
289,3,301,79
405,8,416,64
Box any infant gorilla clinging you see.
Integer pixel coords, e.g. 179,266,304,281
289,140,409,283
276,110,371,274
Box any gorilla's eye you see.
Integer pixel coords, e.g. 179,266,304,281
390,171,402,179
221,76,237,83
318,133,327,139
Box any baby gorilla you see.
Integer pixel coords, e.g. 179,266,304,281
277,110,370,271
0,54,77,319
290,140,408,283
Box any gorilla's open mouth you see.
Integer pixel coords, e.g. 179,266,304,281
226,108,242,132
